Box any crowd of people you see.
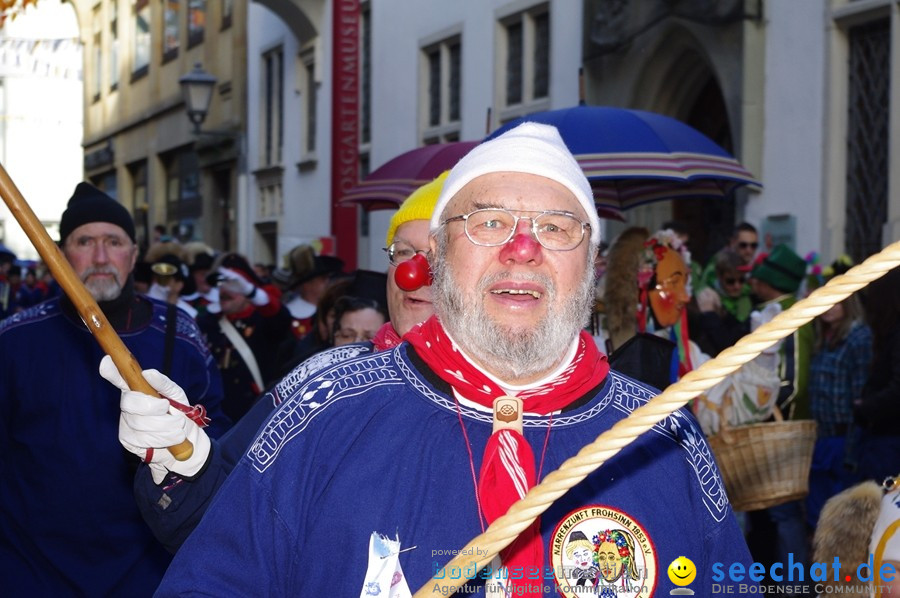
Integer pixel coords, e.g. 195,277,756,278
590,217,899,596
0,121,896,596
0,257,59,318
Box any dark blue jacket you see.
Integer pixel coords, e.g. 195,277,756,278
0,295,229,597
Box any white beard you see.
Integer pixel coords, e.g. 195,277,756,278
431,236,595,381
82,266,124,302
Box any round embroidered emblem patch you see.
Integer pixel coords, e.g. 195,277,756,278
550,505,657,597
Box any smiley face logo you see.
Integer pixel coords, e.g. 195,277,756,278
667,556,696,586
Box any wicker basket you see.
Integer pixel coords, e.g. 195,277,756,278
708,404,817,512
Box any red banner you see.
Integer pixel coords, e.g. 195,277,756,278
330,0,360,269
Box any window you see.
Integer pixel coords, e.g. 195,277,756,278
109,1,119,90
131,162,147,209
421,35,461,141
133,0,150,76
533,11,549,98
91,171,118,199
129,161,148,247
427,49,440,126
846,18,890,262
91,4,102,101
163,0,180,61
449,42,461,122
262,47,284,165
505,21,522,105
164,149,201,220
255,168,283,219
301,50,317,154
500,5,550,109
188,0,205,47
221,0,232,29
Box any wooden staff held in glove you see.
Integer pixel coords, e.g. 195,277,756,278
0,167,198,461
0,174,230,595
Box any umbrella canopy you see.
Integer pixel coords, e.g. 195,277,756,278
340,138,626,221
486,105,760,210
340,141,479,211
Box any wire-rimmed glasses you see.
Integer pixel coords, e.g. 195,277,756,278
382,242,428,266
440,208,591,251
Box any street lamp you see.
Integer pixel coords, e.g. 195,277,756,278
177,62,242,253
179,63,217,134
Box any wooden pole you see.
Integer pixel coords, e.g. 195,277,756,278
0,163,193,460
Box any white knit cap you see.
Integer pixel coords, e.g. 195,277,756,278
430,122,600,244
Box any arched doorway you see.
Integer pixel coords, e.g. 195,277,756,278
627,27,739,267
675,76,735,267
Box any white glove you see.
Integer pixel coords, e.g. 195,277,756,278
218,267,269,306
99,355,211,485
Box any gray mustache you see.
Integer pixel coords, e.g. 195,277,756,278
82,266,120,282
476,271,555,297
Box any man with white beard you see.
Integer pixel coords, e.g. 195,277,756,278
154,123,755,597
0,183,229,596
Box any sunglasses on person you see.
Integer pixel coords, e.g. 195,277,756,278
737,242,759,250
722,275,745,286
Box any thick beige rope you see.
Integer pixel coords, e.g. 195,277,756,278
414,239,900,597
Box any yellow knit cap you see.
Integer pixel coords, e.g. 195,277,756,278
385,170,449,246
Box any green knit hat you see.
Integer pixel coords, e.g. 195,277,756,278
750,243,807,293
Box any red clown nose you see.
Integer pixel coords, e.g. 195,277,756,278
394,253,433,291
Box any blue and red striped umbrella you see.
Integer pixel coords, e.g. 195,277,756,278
339,138,625,220
486,105,760,210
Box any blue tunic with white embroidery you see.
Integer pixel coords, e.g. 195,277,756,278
0,296,229,597
134,343,375,552
156,343,755,597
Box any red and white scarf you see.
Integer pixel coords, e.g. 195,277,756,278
405,316,608,596
372,322,403,351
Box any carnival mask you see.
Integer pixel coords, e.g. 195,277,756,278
648,247,690,328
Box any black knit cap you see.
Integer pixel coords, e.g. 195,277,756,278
59,182,136,244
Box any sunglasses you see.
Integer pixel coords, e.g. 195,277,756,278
738,242,759,250
723,277,744,286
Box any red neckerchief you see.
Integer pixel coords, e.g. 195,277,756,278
405,316,608,411
372,322,402,351
405,315,608,596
